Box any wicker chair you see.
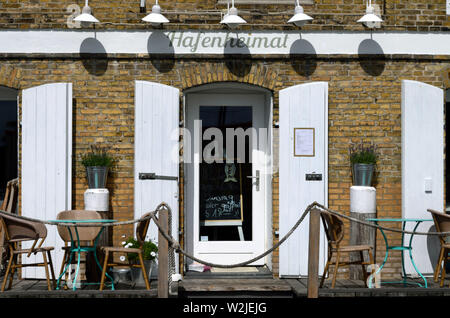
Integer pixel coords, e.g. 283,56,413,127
427,209,450,287
319,210,374,288
99,212,152,290
0,212,56,291
0,178,19,275
56,210,102,288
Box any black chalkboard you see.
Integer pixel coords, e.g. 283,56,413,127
199,163,243,222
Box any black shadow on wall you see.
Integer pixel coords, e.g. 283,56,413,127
147,31,175,73
289,38,317,78
358,39,386,77
79,37,108,76
427,224,441,274
224,35,252,78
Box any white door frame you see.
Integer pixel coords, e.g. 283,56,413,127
184,91,272,267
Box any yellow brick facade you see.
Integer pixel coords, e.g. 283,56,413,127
1,0,450,280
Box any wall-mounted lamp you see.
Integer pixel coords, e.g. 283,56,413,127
220,0,247,29
142,0,169,27
73,0,100,23
357,0,383,28
288,0,313,27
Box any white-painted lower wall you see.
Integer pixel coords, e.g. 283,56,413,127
0,30,448,56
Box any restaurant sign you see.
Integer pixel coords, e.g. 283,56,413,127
0,30,449,56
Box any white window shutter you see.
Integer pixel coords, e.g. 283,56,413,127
402,80,444,275
279,82,328,277
21,83,72,278
134,81,179,273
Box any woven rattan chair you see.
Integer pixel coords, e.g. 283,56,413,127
99,212,152,290
56,210,102,288
0,212,56,291
319,210,374,288
0,178,19,274
427,209,450,287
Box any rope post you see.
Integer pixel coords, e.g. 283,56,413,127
158,207,169,298
307,207,320,298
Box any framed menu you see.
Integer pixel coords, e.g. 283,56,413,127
294,128,315,157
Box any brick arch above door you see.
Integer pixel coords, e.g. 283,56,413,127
0,65,22,89
179,62,279,92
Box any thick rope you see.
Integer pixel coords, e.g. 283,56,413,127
2,201,450,270
312,202,448,236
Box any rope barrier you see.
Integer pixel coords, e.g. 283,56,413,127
2,201,450,270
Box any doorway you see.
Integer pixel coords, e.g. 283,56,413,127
184,83,272,268
0,86,18,203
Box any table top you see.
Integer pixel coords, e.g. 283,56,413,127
367,218,433,222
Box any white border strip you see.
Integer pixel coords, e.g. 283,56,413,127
1,30,449,56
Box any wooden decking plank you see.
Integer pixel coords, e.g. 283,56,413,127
180,278,291,292
285,278,307,297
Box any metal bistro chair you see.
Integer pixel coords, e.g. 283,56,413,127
56,210,102,289
99,212,152,290
0,212,56,291
427,209,450,287
319,210,375,288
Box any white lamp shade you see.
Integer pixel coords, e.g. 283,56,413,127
74,13,100,23
357,12,383,23
142,4,169,25
288,4,313,27
220,7,247,29
357,5,383,23
73,4,100,23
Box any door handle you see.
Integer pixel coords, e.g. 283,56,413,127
246,170,260,191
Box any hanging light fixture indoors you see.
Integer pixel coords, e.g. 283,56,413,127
74,0,100,23
357,0,383,27
220,0,247,29
288,0,313,27
142,0,170,27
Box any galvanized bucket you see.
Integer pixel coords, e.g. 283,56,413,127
352,163,374,186
86,166,108,189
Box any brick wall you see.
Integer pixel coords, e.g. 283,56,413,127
0,0,448,31
3,56,449,279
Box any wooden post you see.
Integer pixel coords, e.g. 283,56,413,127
307,208,320,298
349,186,376,280
158,208,169,298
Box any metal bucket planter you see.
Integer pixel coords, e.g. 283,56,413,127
86,166,108,189
131,260,155,286
352,163,375,186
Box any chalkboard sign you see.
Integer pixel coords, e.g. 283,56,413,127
199,163,243,223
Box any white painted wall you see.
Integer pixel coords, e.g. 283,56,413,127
0,30,449,56
401,80,444,276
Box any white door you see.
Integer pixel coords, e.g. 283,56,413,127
21,83,72,278
134,81,180,273
401,80,444,275
279,82,328,277
186,94,268,266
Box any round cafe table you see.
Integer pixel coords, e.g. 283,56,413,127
367,218,433,288
50,219,116,291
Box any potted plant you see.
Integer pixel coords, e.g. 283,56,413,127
123,238,158,286
349,142,377,187
81,144,114,189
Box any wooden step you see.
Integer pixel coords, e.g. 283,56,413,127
179,278,294,298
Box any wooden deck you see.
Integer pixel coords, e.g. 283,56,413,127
2,275,450,298
0,277,161,298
